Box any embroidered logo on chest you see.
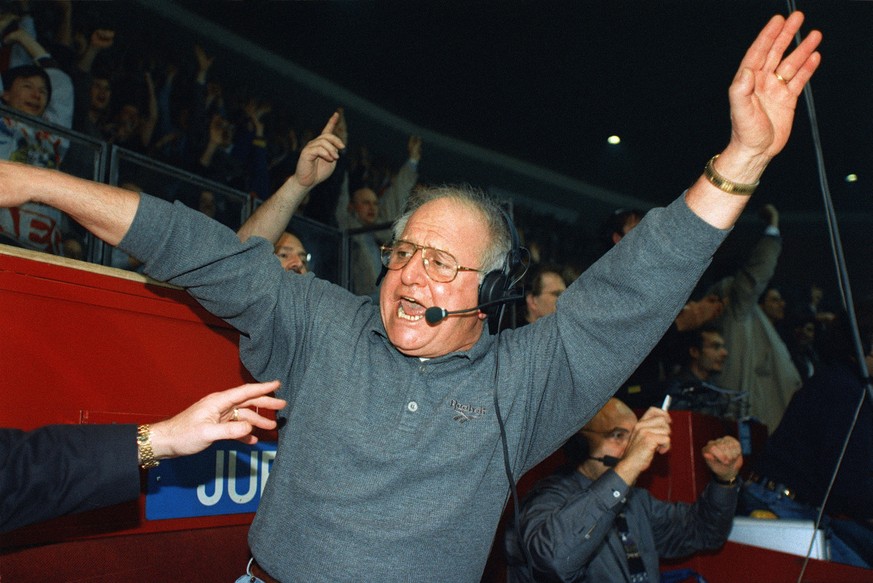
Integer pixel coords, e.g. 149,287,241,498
450,399,487,424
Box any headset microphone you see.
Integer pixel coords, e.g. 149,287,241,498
425,294,524,325
589,455,620,467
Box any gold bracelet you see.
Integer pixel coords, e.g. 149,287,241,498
137,424,160,470
704,155,759,196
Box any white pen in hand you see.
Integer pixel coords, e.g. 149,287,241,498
661,395,672,411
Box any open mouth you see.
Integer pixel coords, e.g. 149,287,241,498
398,297,425,321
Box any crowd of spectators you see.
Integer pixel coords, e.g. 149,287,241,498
0,2,598,272
0,2,416,262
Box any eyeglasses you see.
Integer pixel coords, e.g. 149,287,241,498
380,240,481,283
581,427,630,444
276,250,311,267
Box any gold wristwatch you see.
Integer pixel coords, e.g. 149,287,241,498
137,424,160,470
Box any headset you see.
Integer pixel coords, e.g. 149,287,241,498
562,431,591,465
477,205,524,313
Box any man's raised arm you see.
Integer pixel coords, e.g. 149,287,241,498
237,110,345,243
685,12,821,229
0,162,139,246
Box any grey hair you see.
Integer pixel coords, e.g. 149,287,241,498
391,184,511,282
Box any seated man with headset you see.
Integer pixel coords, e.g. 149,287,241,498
505,398,742,582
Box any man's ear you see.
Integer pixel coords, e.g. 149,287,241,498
611,232,623,246
689,346,700,361
525,293,537,313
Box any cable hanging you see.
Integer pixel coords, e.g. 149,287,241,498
783,1,873,580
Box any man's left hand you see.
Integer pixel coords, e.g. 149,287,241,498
702,435,743,482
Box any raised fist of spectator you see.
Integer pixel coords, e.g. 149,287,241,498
675,294,725,332
89,28,115,51
244,98,272,137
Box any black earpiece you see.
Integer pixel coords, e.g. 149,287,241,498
477,206,522,313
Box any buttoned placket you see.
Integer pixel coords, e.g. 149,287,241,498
398,361,428,432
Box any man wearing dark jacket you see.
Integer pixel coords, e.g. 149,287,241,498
506,398,742,582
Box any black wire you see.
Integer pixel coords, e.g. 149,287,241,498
492,302,536,580
781,1,873,580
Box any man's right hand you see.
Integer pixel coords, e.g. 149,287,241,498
0,160,140,246
614,407,671,486
0,160,36,208
333,107,348,144
290,111,346,190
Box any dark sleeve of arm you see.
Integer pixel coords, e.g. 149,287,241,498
155,76,175,140
247,138,270,201
0,424,141,533
227,122,268,199
512,471,629,581
188,79,210,149
649,480,739,559
69,67,92,130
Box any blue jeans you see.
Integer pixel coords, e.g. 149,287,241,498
741,481,872,569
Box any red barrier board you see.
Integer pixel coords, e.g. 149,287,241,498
0,246,263,580
3,246,868,581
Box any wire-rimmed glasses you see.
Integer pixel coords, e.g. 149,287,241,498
380,240,481,283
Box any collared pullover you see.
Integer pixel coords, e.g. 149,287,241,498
121,192,727,582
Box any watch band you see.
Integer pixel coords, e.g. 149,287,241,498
137,424,159,470
713,475,738,487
